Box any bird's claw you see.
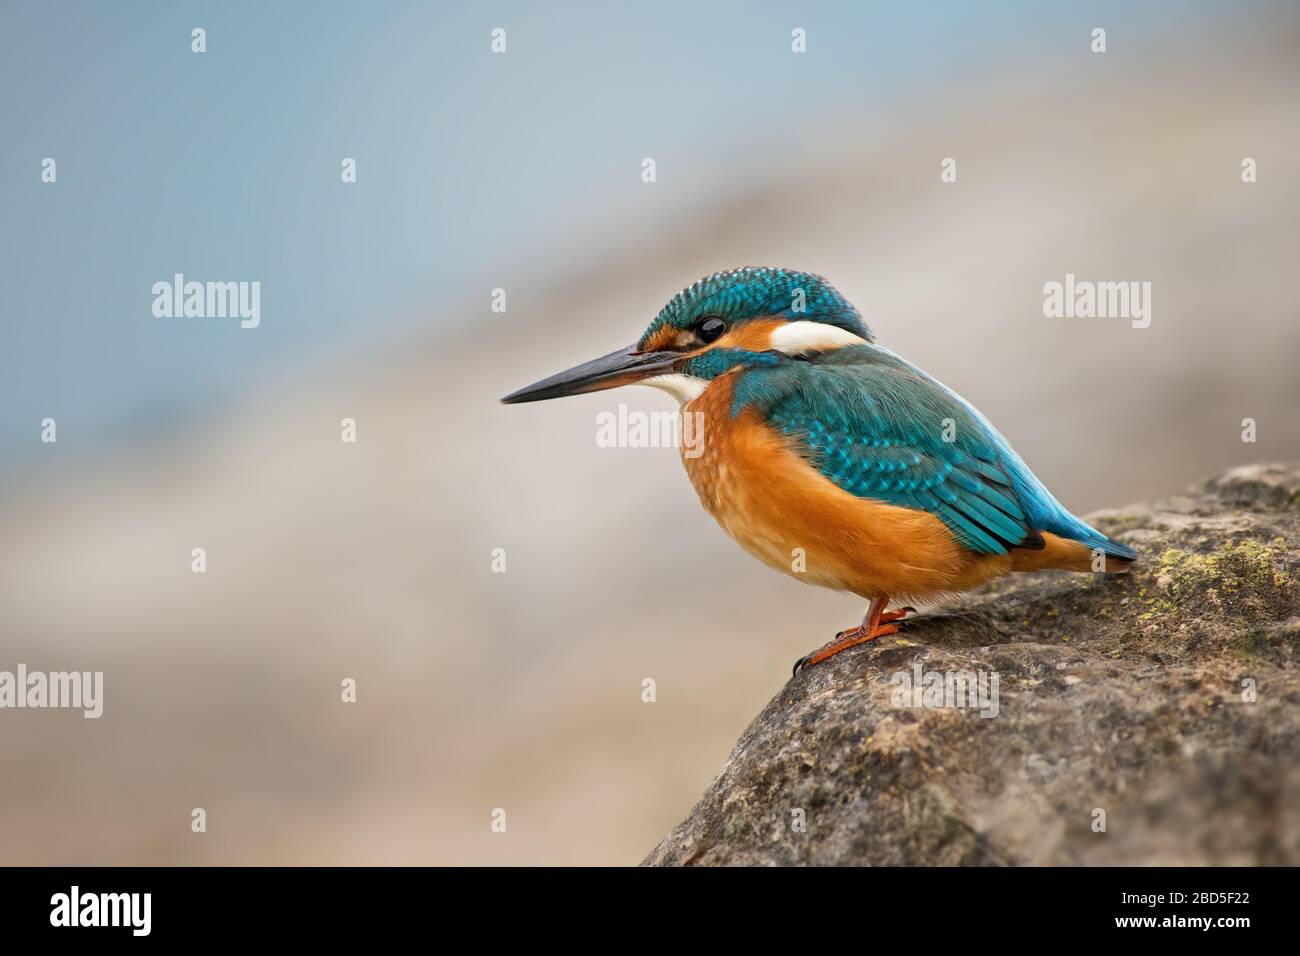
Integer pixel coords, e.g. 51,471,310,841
792,613,914,677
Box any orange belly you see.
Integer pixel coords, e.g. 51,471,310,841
680,372,1015,602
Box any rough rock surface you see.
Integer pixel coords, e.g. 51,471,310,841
644,463,1300,866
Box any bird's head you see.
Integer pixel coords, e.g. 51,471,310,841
501,267,873,405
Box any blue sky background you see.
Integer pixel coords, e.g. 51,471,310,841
0,0,1222,472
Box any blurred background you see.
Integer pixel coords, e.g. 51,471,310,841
1,1,1298,864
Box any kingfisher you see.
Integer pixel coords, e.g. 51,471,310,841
502,267,1137,673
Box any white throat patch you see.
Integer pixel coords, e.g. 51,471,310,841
642,373,707,404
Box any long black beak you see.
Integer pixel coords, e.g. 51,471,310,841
501,344,681,404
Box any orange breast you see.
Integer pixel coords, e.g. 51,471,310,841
680,372,1013,602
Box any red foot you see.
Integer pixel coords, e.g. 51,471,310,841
792,601,916,675
831,606,914,640
793,622,901,674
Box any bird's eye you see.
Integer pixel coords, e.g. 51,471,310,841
698,317,726,344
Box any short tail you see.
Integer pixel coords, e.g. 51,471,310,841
1012,531,1137,573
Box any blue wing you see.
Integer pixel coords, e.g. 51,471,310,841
730,345,1136,560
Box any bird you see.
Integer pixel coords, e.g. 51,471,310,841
502,267,1137,674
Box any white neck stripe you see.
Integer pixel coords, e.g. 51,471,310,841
769,321,870,354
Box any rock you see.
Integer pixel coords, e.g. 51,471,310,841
643,463,1300,866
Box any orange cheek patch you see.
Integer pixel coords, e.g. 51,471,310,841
713,317,785,352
